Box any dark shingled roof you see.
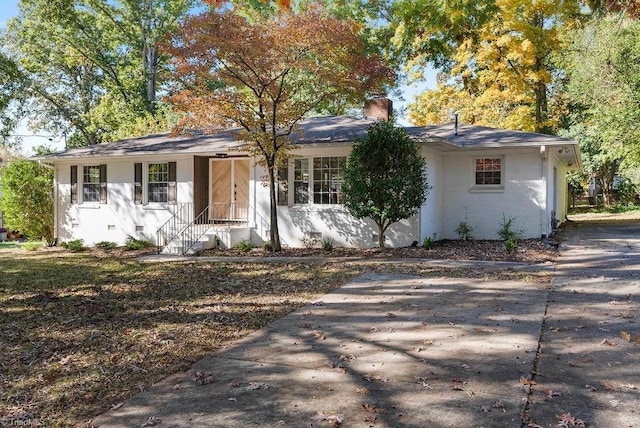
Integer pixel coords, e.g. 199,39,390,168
32,116,579,163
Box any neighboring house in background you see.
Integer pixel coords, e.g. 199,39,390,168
33,100,581,254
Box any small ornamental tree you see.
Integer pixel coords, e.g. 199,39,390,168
0,157,54,244
342,120,428,248
165,6,392,252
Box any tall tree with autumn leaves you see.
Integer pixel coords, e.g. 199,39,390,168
166,6,393,251
392,0,585,133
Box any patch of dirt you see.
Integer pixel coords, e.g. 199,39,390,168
202,238,558,264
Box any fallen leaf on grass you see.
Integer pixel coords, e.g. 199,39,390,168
585,384,597,392
362,404,387,414
355,387,371,395
386,313,397,318
228,397,237,402
450,385,465,391
520,377,537,386
480,405,491,413
111,402,123,410
141,416,161,426
602,381,619,392
601,339,617,346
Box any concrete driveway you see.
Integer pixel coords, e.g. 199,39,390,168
525,220,640,427
92,221,640,428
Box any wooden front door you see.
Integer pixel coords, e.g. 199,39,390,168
210,159,249,222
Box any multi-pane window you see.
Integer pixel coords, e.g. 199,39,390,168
475,158,502,186
277,165,289,206
82,165,101,202
148,162,169,203
313,157,345,204
292,157,346,205
294,159,309,204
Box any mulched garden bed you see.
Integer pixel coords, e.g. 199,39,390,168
201,238,559,264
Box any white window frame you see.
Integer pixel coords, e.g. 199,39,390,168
470,155,505,192
290,156,347,206
146,162,170,204
81,165,101,204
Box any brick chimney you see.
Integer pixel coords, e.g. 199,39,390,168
364,97,393,121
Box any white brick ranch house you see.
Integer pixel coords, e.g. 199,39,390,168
33,109,581,254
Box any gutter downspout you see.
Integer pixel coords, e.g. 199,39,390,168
540,146,548,238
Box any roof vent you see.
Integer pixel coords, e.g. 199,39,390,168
364,97,393,122
454,113,459,136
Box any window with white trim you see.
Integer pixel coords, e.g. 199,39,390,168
294,159,309,204
148,162,169,203
291,156,346,205
82,165,101,202
313,156,345,204
71,164,106,204
475,157,502,186
135,162,176,204
277,165,289,206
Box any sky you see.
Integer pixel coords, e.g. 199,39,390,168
0,1,436,155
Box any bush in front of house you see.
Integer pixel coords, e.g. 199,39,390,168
61,239,87,252
124,236,154,251
498,214,524,252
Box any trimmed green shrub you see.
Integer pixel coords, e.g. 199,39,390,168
124,236,154,251
95,241,118,250
233,239,253,253
455,221,474,241
62,239,87,252
422,236,435,249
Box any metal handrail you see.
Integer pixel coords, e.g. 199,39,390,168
210,202,249,224
155,203,193,254
179,205,213,255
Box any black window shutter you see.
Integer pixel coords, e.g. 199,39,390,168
168,161,177,203
134,163,142,204
70,165,78,204
99,164,107,204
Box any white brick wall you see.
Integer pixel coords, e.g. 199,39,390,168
55,156,194,246
441,148,547,240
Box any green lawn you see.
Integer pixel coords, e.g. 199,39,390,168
0,241,21,251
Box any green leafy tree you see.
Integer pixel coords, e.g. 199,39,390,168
0,52,26,149
2,0,192,146
0,152,54,244
342,121,428,248
564,14,640,163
